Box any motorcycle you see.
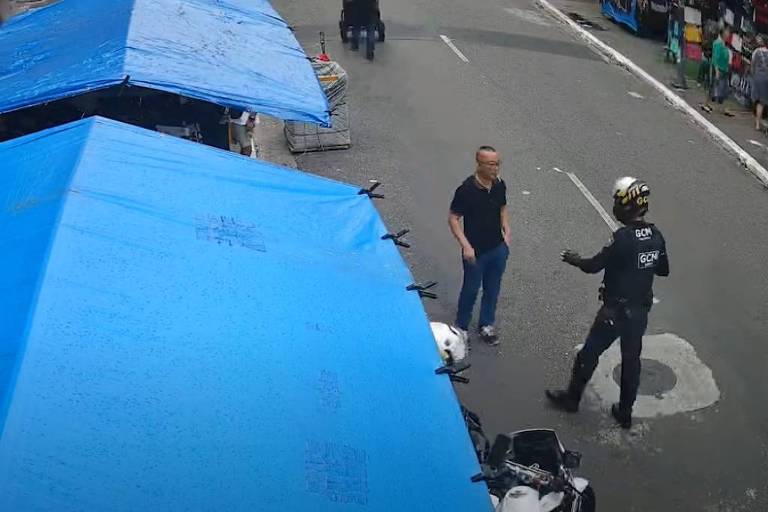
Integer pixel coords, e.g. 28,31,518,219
431,322,595,512
474,431,595,512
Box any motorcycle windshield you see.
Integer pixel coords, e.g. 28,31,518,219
509,430,563,475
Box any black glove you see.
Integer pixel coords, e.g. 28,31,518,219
561,250,582,267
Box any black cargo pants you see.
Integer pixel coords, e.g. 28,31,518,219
567,304,649,414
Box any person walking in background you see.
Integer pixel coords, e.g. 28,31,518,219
448,146,511,346
708,26,734,116
752,36,768,130
670,0,688,90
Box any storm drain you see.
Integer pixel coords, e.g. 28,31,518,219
567,12,607,31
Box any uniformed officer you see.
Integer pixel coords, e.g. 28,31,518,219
546,177,669,428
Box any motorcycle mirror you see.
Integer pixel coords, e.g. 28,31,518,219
563,450,582,469
487,434,512,469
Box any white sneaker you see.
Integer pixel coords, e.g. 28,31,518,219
479,325,499,346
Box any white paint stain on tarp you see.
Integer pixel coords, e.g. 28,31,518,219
580,333,720,418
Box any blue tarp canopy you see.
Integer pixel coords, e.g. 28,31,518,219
0,0,329,125
0,117,489,511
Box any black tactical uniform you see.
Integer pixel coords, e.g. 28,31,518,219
547,179,669,428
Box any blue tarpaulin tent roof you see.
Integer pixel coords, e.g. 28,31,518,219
0,117,490,511
0,0,329,125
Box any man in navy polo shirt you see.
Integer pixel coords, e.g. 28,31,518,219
448,146,511,345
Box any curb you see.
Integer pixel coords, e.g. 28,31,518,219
535,0,768,188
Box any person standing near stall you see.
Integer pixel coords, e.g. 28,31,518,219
229,109,256,156
710,26,734,116
670,0,688,90
752,36,768,130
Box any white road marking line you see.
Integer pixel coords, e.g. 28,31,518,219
748,139,766,148
439,35,469,63
522,190,531,195
554,167,618,231
627,91,644,99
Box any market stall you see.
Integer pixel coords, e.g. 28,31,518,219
674,0,765,107
0,116,490,511
0,0,330,146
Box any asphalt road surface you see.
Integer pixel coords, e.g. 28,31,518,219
273,0,768,509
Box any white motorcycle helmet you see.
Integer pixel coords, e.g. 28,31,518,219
430,322,468,362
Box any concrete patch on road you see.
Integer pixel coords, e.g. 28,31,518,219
580,333,720,418
503,7,552,26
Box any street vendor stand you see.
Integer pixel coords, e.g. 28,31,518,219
0,0,329,147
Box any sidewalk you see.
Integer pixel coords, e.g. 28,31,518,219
546,0,768,173
252,116,298,169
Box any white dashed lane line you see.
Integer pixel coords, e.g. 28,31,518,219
439,35,469,63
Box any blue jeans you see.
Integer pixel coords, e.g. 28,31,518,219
455,242,509,330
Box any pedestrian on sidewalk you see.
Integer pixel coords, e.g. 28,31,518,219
546,178,669,429
708,26,734,116
229,109,256,156
448,146,511,346
670,0,688,90
751,36,768,131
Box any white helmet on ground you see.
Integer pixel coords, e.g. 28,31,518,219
430,322,468,362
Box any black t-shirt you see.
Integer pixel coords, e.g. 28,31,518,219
450,176,507,255
576,221,670,306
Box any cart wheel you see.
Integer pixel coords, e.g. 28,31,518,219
377,21,386,42
340,10,348,42
366,28,375,60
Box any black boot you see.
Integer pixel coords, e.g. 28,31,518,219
545,390,579,413
545,351,591,413
611,403,632,429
